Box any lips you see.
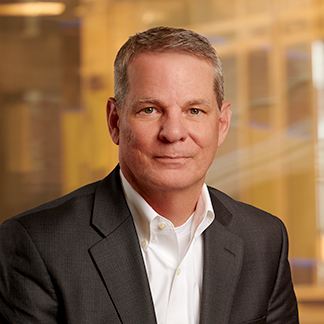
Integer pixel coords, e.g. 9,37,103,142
156,155,189,159
154,156,192,165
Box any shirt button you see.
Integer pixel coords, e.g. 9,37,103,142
158,222,167,230
177,268,181,276
142,239,148,248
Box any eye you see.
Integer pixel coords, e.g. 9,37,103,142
142,107,156,114
189,108,201,115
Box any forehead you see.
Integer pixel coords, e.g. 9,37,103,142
123,53,217,110
127,52,214,86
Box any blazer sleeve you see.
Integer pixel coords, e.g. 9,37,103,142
0,218,59,324
266,220,299,323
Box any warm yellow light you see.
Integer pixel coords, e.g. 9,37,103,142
0,2,65,16
321,234,324,261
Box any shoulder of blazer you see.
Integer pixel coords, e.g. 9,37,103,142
207,186,286,235
4,166,129,237
9,180,101,222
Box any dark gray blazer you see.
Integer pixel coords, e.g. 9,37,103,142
0,166,298,324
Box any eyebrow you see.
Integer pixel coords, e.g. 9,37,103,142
137,98,160,105
129,98,161,109
187,99,213,107
132,98,213,108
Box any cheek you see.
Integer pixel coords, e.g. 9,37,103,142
119,122,151,152
193,125,218,149
120,125,133,144
118,122,136,156
194,129,219,165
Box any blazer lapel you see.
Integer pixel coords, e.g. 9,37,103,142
89,167,157,324
87,169,244,324
200,190,244,324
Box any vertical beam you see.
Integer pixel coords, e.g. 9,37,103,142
236,0,251,203
269,0,289,224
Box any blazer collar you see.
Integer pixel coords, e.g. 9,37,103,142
199,189,244,324
89,166,157,324
90,165,129,237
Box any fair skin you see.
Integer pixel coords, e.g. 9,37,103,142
107,52,231,226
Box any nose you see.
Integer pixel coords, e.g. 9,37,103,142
158,110,188,143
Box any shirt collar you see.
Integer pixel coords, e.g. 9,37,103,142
120,170,215,246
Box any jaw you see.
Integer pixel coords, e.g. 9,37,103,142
121,158,206,194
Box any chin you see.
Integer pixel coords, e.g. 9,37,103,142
147,171,204,192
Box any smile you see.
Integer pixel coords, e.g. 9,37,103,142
154,156,191,162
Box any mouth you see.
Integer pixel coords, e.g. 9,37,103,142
154,156,191,162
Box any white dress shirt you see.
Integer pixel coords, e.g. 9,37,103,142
120,172,215,324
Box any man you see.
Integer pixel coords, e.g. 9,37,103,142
0,27,298,323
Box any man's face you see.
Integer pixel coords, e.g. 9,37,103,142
107,52,231,197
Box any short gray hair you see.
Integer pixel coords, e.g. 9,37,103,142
114,26,224,110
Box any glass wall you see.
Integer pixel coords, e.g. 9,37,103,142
1,0,324,321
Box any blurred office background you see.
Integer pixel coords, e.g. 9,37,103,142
0,0,324,321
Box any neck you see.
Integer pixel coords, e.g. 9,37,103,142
139,185,203,227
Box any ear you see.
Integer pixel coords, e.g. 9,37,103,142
217,101,232,148
106,97,120,145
